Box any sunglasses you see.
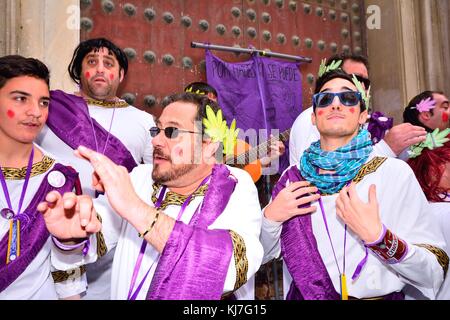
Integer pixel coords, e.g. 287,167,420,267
149,126,201,139
313,91,362,108
354,74,371,89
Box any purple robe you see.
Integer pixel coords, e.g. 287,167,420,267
47,90,137,172
0,164,79,292
147,164,237,300
273,165,404,300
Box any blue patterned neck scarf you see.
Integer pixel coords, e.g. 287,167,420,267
299,129,373,194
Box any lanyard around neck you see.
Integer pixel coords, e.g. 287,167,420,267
127,175,211,300
0,147,34,217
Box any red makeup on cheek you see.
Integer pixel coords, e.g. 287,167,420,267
442,112,449,123
85,71,91,79
349,107,355,114
109,74,114,80
317,110,324,116
6,110,15,118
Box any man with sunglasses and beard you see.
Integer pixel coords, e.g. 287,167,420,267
289,53,427,165
260,68,447,300
37,92,264,300
36,38,155,299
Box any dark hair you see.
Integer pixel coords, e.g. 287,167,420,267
162,92,221,135
403,91,444,133
68,38,128,85
0,55,50,89
313,69,366,111
407,137,450,202
327,53,370,73
184,81,218,98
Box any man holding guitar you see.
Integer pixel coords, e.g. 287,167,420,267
185,82,286,183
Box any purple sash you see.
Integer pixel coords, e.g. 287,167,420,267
0,164,79,292
273,166,340,300
146,164,237,300
47,90,137,172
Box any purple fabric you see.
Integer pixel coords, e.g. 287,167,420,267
273,166,340,300
367,111,394,144
206,50,303,174
0,164,79,292
47,90,137,172
146,164,237,300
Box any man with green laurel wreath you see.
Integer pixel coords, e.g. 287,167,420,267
38,92,264,300
261,68,448,300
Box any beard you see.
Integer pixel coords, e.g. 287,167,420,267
152,147,197,184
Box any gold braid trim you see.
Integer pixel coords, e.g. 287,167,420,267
51,265,86,283
151,183,209,210
95,214,107,258
85,98,129,108
321,157,387,196
1,156,55,180
415,244,449,277
229,230,248,291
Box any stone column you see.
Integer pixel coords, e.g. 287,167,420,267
366,0,450,123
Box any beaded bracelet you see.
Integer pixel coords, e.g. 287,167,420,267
138,210,161,238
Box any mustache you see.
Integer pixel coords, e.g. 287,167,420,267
153,148,171,160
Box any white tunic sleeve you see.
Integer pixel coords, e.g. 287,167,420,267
289,107,318,165
376,162,447,299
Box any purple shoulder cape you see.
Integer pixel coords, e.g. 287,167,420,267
147,164,237,300
0,164,79,292
47,90,137,172
273,165,340,300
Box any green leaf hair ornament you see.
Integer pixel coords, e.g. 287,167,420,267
408,128,450,158
318,59,342,77
202,105,239,156
352,74,371,110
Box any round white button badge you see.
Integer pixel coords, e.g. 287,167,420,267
47,171,66,188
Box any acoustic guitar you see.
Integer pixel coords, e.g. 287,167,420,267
224,129,291,182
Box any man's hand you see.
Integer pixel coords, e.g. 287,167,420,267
75,145,147,222
264,181,320,222
260,135,286,167
37,191,101,240
335,183,382,243
383,123,427,156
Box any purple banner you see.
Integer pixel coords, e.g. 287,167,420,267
206,50,303,174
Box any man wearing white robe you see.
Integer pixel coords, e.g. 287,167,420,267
36,38,155,300
38,93,263,300
261,69,447,300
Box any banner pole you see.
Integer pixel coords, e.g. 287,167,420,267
191,41,312,63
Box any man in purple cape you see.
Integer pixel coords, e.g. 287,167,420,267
36,38,155,300
260,69,447,300
0,55,83,299
38,93,264,300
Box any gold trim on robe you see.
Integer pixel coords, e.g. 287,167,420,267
1,156,55,180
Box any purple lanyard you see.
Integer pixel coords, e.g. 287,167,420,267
127,175,210,300
0,147,34,217
88,107,116,155
318,189,369,285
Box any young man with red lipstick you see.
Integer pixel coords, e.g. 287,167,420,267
0,55,84,299
403,91,450,132
261,68,448,300
36,38,155,299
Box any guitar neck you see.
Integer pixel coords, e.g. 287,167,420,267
227,129,291,165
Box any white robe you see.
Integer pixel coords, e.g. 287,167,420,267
261,152,447,299
429,201,450,300
51,165,264,300
288,107,396,165
36,101,155,300
0,145,86,299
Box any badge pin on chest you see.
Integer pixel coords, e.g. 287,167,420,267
47,171,66,188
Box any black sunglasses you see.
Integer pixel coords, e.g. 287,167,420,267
354,74,371,89
313,91,362,108
149,126,201,139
